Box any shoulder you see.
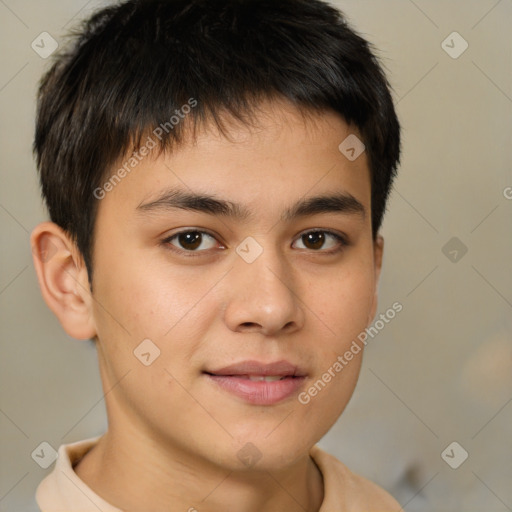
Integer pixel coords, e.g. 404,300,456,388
310,445,402,512
348,469,402,511
35,437,121,512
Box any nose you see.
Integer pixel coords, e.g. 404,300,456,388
222,247,305,337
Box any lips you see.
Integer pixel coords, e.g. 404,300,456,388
205,359,306,378
204,360,307,405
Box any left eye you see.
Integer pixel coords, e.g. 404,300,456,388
293,231,346,251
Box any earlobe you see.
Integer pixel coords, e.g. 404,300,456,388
31,222,97,340
367,235,384,325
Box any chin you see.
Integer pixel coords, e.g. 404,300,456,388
218,433,315,472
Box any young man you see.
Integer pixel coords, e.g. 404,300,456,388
31,0,402,510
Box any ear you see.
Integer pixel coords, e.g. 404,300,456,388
31,222,97,340
367,234,384,325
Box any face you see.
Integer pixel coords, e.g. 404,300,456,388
89,101,382,472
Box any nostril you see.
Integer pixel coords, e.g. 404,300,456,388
240,322,260,329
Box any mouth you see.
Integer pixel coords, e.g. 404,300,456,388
206,374,292,381
203,360,307,405
205,359,307,378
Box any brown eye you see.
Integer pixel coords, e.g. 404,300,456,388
177,231,202,250
164,230,218,252
293,230,346,252
303,232,325,249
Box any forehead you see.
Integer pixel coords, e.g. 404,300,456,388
97,101,371,223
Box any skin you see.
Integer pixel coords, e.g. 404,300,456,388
31,100,383,512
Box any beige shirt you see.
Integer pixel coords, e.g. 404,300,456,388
36,437,402,511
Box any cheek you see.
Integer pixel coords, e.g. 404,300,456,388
93,239,160,325
91,247,219,364
298,257,375,422
312,265,375,347
299,355,362,443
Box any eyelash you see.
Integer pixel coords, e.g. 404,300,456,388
161,229,348,257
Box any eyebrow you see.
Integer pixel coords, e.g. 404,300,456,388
136,186,366,222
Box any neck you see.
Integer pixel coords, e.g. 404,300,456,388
74,422,324,512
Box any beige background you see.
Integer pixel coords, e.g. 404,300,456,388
1,0,511,510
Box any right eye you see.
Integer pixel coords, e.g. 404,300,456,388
162,230,222,255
